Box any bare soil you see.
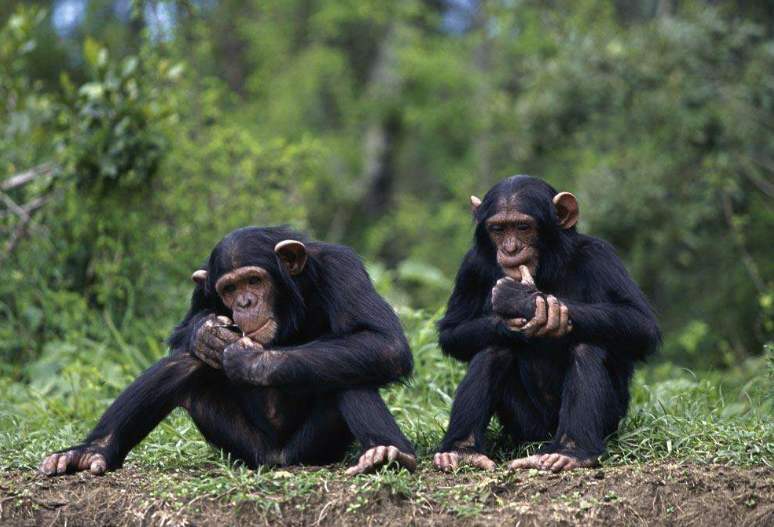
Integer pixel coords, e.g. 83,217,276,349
1,463,772,526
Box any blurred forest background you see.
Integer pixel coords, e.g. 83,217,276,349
0,0,772,389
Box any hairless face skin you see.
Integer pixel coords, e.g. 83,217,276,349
483,196,540,282
215,266,278,345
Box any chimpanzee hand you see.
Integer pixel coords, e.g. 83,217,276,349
39,442,116,477
223,337,285,386
492,276,541,319
494,266,572,338
192,314,242,369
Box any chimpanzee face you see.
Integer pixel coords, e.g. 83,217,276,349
485,197,539,281
191,238,308,346
215,266,277,344
470,185,579,282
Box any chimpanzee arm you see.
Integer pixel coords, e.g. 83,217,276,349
561,300,659,358
224,330,411,389
556,242,660,359
223,246,412,390
438,252,526,362
40,353,204,475
337,388,415,455
438,316,523,362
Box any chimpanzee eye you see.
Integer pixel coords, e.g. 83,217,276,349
248,276,261,285
516,223,531,231
223,284,236,294
489,225,504,233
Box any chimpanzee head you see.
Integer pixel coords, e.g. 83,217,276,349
470,175,579,284
189,226,309,344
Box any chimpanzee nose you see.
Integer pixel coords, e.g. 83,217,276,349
236,295,253,309
504,238,518,253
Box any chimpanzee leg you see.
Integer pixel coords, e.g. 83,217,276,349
40,352,207,475
439,347,514,453
509,343,635,472
337,388,414,455
183,373,272,468
549,343,633,460
278,394,352,466
337,388,417,474
495,368,555,445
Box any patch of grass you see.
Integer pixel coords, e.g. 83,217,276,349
0,309,771,518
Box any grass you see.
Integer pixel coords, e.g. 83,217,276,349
0,309,772,524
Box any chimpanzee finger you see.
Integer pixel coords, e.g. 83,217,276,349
89,454,107,475
518,265,535,287
40,454,59,475
549,455,572,472
508,454,542,470
505,318,527,331
520,296,547,336
537,296,560,336
468,453,496,471
193,338,222,369
374,446,387,465
540,453,560,470
56,452,69,474
434,452,458,472
212,326,242,344
553,304,570,337
395,451,417,472
345,457,366,476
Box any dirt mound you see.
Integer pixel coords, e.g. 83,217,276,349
1,463,772,526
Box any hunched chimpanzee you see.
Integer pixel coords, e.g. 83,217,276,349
40,226,416,477
434,175,660,473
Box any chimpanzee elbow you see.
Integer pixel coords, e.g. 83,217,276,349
437,329,454,356
633,319,661,359
383,336,413,382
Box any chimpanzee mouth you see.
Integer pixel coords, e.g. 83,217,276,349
243,318,276,340
498,255,527,268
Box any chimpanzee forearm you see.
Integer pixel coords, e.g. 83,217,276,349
337,388,414,455
439,316,525,362
562,301,660,357
79,353,203,468
226,331,412,390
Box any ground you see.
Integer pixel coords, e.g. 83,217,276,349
1,462,772,526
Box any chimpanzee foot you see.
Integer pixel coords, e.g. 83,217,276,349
508,453,598,473
433,451,496,472
39,446,110,477
345,445,416,476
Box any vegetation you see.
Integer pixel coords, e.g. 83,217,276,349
0,1,772,524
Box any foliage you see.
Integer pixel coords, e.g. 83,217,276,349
0,0,772,430
1,309,771,474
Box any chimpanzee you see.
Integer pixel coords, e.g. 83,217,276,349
433,175,660,473
40,226,416,477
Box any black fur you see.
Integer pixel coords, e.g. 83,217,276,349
64,226,414,470
438,175,660,460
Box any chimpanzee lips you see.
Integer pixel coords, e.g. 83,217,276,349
498,254,527,268
232,311,270,335
244,318,275,340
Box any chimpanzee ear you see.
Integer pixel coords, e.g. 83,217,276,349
470,195,482,218
191,269,208,286
274,240,307,276
553,192,579,229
